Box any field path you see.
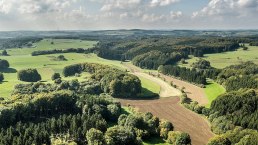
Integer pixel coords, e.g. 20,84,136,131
160,74,209,105
120,63,214,145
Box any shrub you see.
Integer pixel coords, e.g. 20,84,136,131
207,136,231,145
159,120,173,139
17,69,41,82
0,59,9,69
1,50,8,56
86,128,105,145
51,73,61,81
167,131,191,145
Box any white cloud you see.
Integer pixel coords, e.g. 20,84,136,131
142,13,166,22
100,0,142,11
170,11,182,19
192,0,258,18
150,0,180,7
0,0,77,15
0,0,12,14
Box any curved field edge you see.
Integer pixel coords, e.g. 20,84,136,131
204,79,226,108
119,97,214,145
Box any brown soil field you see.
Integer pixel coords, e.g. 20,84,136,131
119,97,214,145
121,62,214,145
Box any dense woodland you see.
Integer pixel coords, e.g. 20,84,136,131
63,63,141,98
0,37,42,49
0,62,191,145
93,37,240,69
217,62,258,91
158,65,207,85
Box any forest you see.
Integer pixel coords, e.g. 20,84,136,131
93,37,240,69
0,62,191,145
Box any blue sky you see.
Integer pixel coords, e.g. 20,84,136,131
0,0,258,30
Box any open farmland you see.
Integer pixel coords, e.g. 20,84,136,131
0,39,127,98
180,44,258,69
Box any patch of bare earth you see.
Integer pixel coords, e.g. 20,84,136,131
161,74,209,105
119,97,214,145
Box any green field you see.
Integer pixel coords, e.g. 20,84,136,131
204,80,226,107
0,39,128,98
139,76,160,98
179,44,258,69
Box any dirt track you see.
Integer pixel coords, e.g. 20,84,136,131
161,74,209,105
120,63,214,145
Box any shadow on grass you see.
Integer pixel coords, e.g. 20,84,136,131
0,68,17,73
0,80,8,84
143,137,167,145
135,88,159,100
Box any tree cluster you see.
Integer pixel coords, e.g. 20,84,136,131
158,65,206,85
31,48,92,56
93,37,239,67
132,50,185,69
209,89,258,134
17,69,41,82
217,61,258,91
0,37,42,49
208,127,258,145
63,63,142,98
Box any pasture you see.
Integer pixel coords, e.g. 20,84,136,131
179,44,258,69
204,80,226,108
0,39,127,98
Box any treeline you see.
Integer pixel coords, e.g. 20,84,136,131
63,63,141,98
179,89,258,145
209,89,258,133
158,65,206,85
0,37,42,49
31,48,92,56
217,61,258,91
132,51,186,69
208,127,258,145
0,81,191,144
93,37,240,68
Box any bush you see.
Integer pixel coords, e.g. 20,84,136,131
167,131,191,145
159,120,173,139
105,126,137,145
17,69,41,82
0,73,4,82
51,73,61,81
86,128,105,145
207,136,231,145
0,59,9,69
1,50,8,56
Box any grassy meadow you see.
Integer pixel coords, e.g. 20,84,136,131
204,79,226,108
179,44,258,69
0,39,128,98
138,76,161,98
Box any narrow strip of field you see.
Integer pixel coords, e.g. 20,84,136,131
160,74,209,105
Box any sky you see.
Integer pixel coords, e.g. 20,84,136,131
0,0,258,30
